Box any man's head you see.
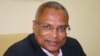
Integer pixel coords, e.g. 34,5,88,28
33,1,70,54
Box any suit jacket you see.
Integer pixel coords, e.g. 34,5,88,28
4,33,86,56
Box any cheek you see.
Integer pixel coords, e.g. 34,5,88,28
35,29,49,37
41,31,50,37
58,33,67,48
36,30,50,42
35,30,47,46
59,32,67,41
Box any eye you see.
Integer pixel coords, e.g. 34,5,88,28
41,25,51,30
58,26,67,32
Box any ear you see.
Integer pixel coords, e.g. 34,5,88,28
32,20,36,31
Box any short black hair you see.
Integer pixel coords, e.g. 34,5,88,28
35,1,69,21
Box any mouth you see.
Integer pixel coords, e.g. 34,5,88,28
47,40,60,46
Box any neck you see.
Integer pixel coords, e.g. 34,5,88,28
41,47,61,56
49,50,59,56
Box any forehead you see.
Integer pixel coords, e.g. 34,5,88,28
38,8,68,25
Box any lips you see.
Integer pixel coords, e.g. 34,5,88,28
47,40,60,46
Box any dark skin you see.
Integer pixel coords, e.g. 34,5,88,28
33,7,69,56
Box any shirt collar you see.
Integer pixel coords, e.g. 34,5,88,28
41,47,63,56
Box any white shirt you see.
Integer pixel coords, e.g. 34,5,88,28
41,47,63,56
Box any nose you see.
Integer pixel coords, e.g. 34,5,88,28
52,29,58,39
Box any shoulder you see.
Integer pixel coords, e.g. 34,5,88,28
4,33,37,56
8,33,34,50
67,37,80,47
62,37,86,56
64,37,83,49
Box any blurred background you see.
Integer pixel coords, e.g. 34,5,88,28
0,0,100,56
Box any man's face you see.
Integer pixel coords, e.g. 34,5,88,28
33,8,68,53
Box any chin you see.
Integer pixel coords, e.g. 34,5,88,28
46,46,60,53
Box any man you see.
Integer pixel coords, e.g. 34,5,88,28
4,1,86,56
